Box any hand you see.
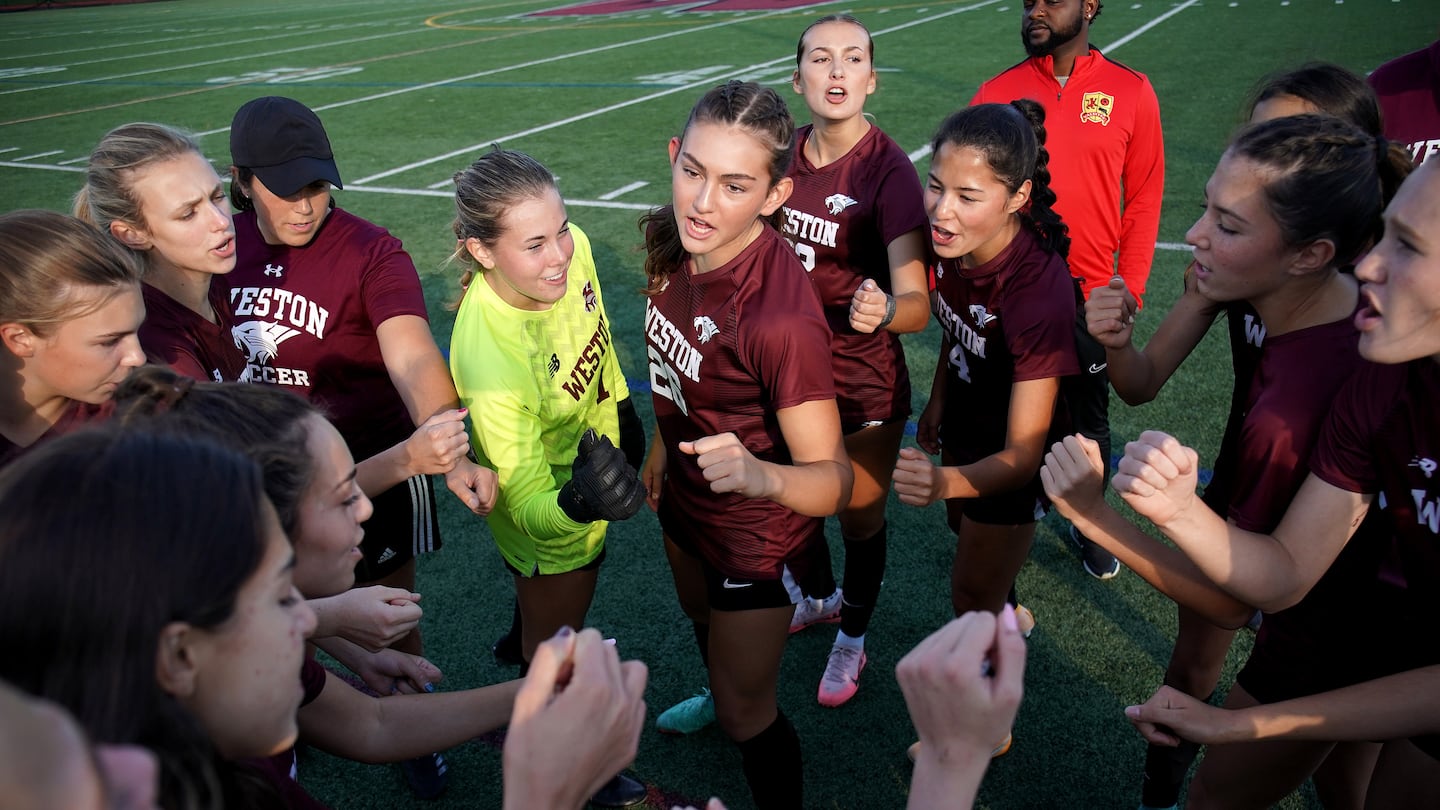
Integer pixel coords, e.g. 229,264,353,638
849,278,891,334
893,447,945,507
896,607,1026,763
1112,430,1200,528
558,429,645,523
503,628,648,810
348,647,444,696
1039,434,1107,522
916,395,944,456
678,432,772,500
403,409,471,476
641,434,667,512
316,586,423,651
1125,685,1228,747
446,457,498,516
1085,276,1137,349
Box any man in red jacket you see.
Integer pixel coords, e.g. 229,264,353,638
971,0,1165,581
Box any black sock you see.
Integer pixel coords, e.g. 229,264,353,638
737,711,803,810
518,660,529,678
839,523,887,638
1139,691,1211,807
1007,583,1020,607
505,598,522,640
692,621,710,670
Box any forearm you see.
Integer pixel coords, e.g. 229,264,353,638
1225,666,1440,743
940,450,1037,501
312,635,370,673
1104,342,1164,405
1158,508,1309,613
886,290,931,334
308,679,523,763
355,444,417,496
906,749,987,810
1069,504,1254,628
759,458,853,517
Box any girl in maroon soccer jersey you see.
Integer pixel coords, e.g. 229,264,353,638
891,101,1078,679
781,13,931,708
1074,64,1395,810
75,123,247,383
0,210,145,468
639,81,853,809
1043,115,1415,808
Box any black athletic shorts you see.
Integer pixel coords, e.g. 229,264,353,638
355,474,441,583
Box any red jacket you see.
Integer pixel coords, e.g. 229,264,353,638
972,49,1165,307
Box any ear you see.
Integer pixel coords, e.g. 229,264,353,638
0,322,37,358
229,166,249,198
109,220,152,251
866,68,877,97
792,69,803,95
1083,0,1099,20
667,136,682,166
761,176,794,217
464,237,496,271
154,622,201,699
1288,238,1337,277
1005,179,1033,216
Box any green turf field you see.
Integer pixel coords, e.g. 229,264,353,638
1,0,1433,807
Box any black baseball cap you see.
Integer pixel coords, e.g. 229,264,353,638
230,96,344,197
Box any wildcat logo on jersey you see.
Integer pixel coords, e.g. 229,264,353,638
693,315,719,344
1411,456,1438,479
968,304,998,327
1080,92,1114,126
825,193,859,215
233,321,300,365
582,281,597,313
264,263,284,277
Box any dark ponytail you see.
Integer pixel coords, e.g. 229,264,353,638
931,101,1070,259
640,81,796,295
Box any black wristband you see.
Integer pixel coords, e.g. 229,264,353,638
877,293,896,329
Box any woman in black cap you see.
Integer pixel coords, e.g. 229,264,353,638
227,95,494,800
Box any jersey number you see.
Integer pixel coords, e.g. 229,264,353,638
948,343,972,384
647,346,689,416
792,241,816,273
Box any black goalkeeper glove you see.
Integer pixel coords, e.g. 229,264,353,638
558,428,645,524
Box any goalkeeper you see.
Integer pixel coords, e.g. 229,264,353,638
448,149,646,679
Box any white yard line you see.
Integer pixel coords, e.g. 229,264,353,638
598,181,649,200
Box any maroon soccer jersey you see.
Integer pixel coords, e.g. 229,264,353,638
1368,40,1440,165
139,282,248,383
931,226,1079,461
0,401,108,470
646,225,836,579
1201,301,1266,513
229,208,428,461
783,124,927,426
1314,359,1440,630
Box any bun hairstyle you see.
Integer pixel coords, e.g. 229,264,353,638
931,100,1071,259
639,81,796,295
449,147,559,296
0,209,142,336
113,366,317,536
1230,113,1412,268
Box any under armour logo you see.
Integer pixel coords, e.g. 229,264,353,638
264,263,284,277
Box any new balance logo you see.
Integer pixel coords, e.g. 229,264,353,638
694,315,719,344
721,578,753,589
825,193,859,215
547,353,561,377
264,263,284,277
